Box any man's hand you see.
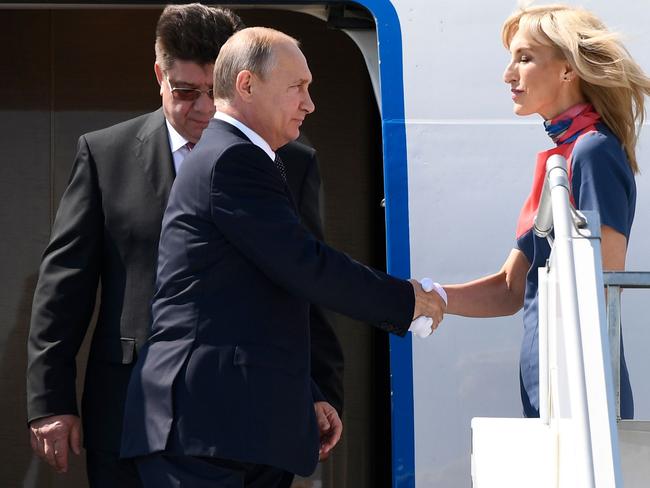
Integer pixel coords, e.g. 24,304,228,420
314,401,342,461
409,279,446,332
29,414,82,473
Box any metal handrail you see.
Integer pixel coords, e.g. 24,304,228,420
603,272,650,288
534,154,596,487
603,271,650,420
533,154,638,486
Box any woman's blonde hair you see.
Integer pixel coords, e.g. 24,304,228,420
502,4,650,173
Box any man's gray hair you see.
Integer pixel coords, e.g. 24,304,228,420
213,27,299,101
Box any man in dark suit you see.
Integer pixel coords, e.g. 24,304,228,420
26,5,342,487
120,27,445,487
281,140,344,416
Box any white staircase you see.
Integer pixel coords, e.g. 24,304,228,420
470,155,650,487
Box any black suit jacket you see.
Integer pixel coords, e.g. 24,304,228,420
26,109,344,453
27,109,174,453
120,119,413,476
280,141,344,413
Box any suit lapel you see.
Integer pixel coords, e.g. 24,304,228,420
134,108,175,205
281,166,299,213
212,119,299,213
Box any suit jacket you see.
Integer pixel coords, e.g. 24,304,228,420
280,141,344,414
26,109,344,454
120,118,413,476
27,109,174,453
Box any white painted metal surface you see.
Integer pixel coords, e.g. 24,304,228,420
471,156,634,487
394,1,650,485
544,156,597,487
471,418,555,488
295,2,650,485
619,421,650,487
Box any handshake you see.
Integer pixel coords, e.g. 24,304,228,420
409,278,447,338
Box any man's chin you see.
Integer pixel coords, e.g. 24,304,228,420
190,122,211,137
188,129,206,143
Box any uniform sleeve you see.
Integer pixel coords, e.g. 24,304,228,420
26,135,103,423
571,131,635,238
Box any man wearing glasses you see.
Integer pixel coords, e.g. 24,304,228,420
26,4,343,487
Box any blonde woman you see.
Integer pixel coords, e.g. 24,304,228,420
444,4,650,419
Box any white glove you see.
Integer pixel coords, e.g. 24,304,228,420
409,278,447,338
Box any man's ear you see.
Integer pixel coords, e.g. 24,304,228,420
154,63,165,95
235,70,254,101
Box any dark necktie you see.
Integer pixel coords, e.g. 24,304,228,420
274,154,287,181
185,142,195,151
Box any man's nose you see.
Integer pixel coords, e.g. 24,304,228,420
302,90,315,114
194,91,215,113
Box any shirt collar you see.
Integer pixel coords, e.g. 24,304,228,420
165,119,190,154
214,111,276,161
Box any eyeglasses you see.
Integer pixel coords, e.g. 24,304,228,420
165,77,214,101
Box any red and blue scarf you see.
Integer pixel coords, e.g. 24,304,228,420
515,103,601,239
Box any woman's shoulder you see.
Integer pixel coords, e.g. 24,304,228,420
572,124,628,169
574,124,619,152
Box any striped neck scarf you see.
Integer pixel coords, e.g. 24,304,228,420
543,103,600,145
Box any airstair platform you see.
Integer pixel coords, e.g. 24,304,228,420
472,418,650,487
470,155,650,487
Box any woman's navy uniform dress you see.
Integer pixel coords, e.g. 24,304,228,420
514,103,635,419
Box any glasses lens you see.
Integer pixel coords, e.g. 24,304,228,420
172,88,200,101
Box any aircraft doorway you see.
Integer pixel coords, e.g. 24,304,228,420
0,5,392,488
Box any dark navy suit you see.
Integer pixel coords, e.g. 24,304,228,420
28,108,343,486
120,119,414,477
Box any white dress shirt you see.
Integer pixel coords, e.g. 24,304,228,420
165,119,192,175
213,111,276,162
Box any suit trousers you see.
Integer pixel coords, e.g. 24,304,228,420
86,449,142,488
135,453,295,488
